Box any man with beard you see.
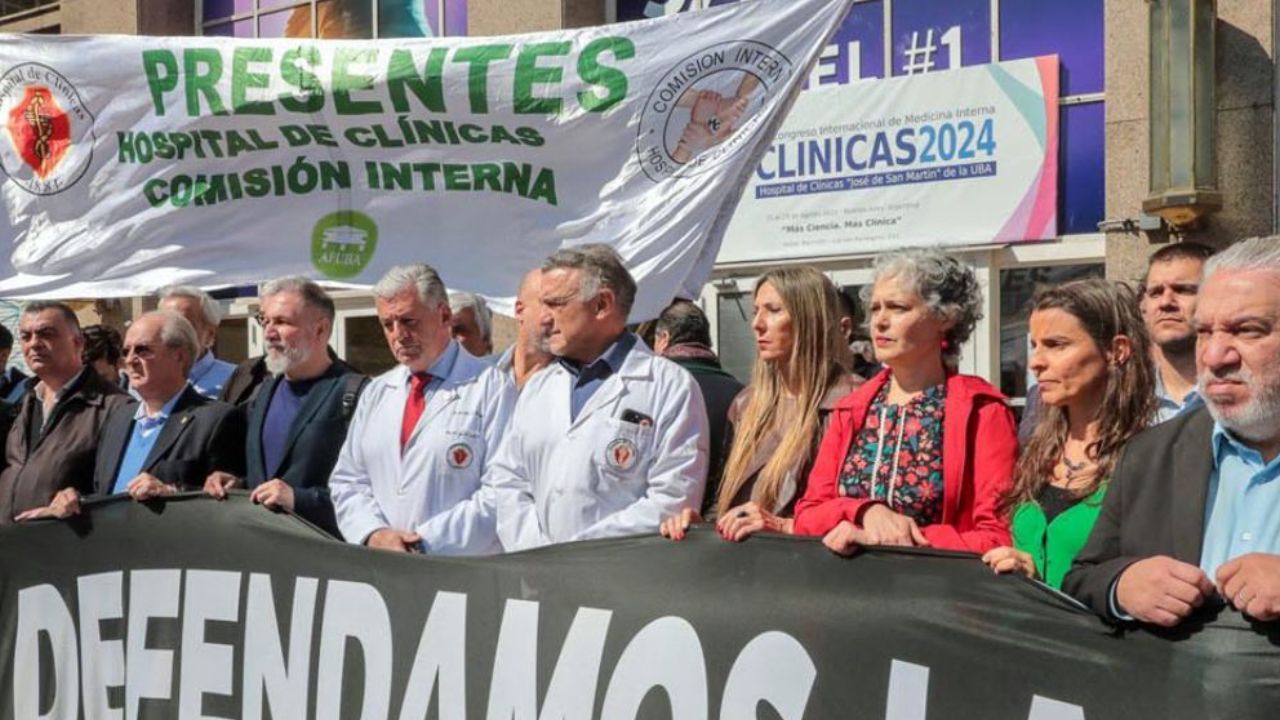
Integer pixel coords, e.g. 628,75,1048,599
329,264,516,554
1140,242,1215,423
204,277,367,537
494,268,553,390
1065,236,1280,626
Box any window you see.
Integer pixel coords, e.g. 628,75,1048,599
201,0,467,39
0,0,56,20
715,291,755,383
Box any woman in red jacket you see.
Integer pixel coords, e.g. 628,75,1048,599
793,248,1017,554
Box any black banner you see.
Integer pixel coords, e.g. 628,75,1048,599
2,493,1276,719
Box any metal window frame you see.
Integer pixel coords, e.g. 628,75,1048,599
197,0,455,38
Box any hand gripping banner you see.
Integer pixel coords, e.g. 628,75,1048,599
1,495,1277,719
0,0,855,317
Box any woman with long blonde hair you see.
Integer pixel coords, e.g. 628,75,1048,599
662,266,861,540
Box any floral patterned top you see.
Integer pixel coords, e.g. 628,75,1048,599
837,382,946,525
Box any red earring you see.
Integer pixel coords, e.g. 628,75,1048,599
940,338,950,350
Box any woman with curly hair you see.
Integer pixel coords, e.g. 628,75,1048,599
793,248,1018,554
982,279,1155,588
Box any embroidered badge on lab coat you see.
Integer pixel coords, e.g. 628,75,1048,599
447,443,473,469
605,438,638,471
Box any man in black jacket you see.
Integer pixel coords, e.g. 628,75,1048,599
205,277,366,537
655,300,742,510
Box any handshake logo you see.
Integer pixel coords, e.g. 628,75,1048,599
635,41,792,182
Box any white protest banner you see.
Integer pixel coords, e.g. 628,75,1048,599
0,0,854,317
719,55,1060,264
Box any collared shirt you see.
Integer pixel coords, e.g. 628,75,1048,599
111,388,185,493
557,333,636,422
330,339,517,555
188,351,236,399
1199,423,1280,578
28,368,88,441
418,340,459,402
496,346,515,387
1153,370,1203,425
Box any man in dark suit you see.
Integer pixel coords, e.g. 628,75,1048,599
16,311,243,520
1064,237,1280,626
205,277,366,537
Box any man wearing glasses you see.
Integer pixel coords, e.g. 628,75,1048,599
14,310,242,520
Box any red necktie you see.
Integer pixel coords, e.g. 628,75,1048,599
400,372,430,452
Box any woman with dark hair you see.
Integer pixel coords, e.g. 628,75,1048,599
793,248,1018,554
661,266,860,540
982,279,1155,588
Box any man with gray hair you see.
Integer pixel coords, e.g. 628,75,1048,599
330,264,516,554
158,285,236,398
447,290,494,358
204,277,367,537
488,244,709,550
1065,236,1280,626
16,311,244,520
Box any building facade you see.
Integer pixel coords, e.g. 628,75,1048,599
0,0,1273,404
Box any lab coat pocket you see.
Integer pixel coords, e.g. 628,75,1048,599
593,418,654,493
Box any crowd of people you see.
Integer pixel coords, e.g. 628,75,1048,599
0,236,1276,629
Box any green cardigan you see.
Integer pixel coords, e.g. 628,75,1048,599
1010,484,1107,590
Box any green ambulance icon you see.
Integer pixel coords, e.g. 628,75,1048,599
311,210,378,279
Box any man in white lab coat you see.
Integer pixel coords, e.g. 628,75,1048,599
489,244,709,550
330,264,516,554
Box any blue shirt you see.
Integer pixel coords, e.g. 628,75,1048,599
404,341,460,418
189,351,236,399
260,375,322,480
557,333,636,422
111,390,185,493
1153,371,1203,425
1199,423,1280,578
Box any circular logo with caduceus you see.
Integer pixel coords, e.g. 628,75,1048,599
635,40,793,182
0,63,95,196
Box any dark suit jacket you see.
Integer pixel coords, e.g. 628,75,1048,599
218,355,268,407
245,362,366,537
92,386,246,496
0,370,131,523
1062,407,1216,619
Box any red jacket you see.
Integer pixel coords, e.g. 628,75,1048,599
793,369,1016,553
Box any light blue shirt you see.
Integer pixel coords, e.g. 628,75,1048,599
557,333,636,422
1199,423,1280,578
1152,371,1202,425
189,351,236,399
111,390,185,493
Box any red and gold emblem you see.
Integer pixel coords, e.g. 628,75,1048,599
7,85,70,180
0,63,95,195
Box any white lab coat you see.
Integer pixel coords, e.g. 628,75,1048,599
330,342,516,554
488,336,709,550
